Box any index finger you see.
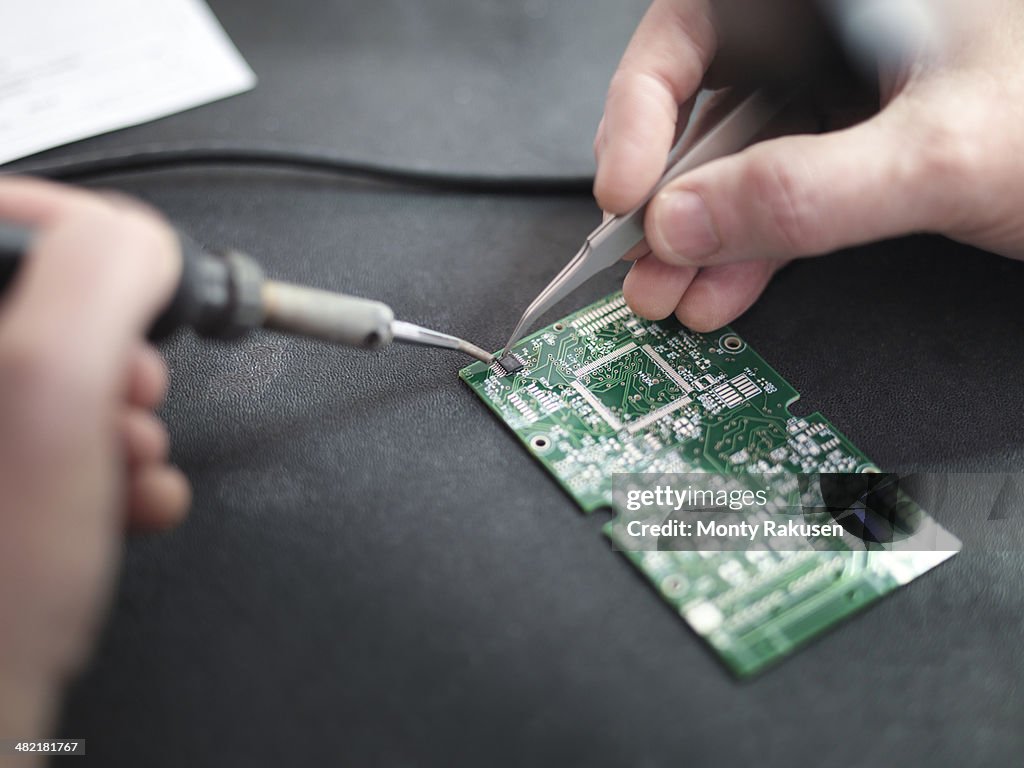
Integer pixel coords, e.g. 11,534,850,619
0,176,110,227
0,178,181,399
594,0,717,214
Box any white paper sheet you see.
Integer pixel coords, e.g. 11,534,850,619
0,0,256,165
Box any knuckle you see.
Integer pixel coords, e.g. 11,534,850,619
607,66,695,123
913,124,982,188
908,119,985,228
604,68,632,108
745,151,822,255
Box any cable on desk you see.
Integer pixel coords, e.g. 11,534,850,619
2,142,595,196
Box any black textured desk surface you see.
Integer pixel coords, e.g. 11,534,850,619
13,1,1021,765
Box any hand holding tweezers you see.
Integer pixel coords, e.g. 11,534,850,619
500,88,789,357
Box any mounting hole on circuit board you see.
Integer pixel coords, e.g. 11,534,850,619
719,334,745,353
529,435,551,452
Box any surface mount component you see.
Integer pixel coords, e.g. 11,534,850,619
496,354,525,376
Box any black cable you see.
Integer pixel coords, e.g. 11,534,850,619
2,142,595,196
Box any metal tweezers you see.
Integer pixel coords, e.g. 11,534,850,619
501,88,788,358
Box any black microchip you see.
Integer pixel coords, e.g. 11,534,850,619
498,354,524,375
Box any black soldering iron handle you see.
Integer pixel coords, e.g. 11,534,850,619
0,222,265,341
150,233,265,340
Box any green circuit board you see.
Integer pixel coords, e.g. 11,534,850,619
461,291,959,676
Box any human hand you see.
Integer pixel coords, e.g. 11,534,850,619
0,179,190,747
594,0,1024,331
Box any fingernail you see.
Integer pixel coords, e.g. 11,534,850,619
654,190,720,264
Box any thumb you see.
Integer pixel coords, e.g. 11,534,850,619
643,113,942,267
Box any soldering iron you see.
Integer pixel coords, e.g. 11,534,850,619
0,222,495,364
